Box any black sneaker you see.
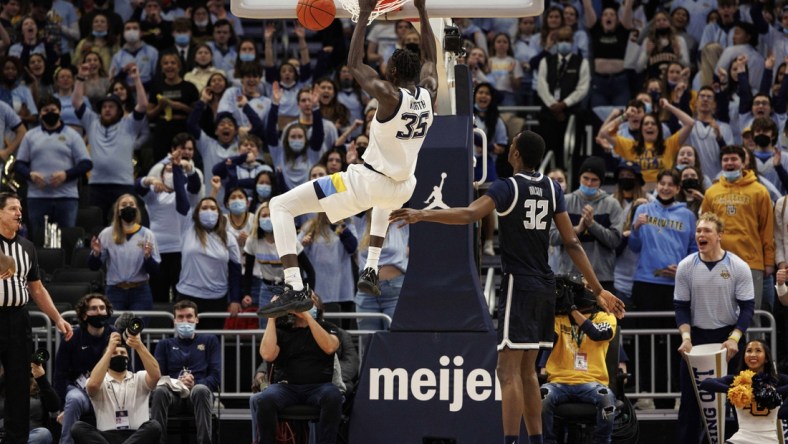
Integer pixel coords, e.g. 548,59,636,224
357,267,381,296
257,284,313,318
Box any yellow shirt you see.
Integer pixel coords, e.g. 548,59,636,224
613,132,682,183
546,312,617,386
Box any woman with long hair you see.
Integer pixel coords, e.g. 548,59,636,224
675,165,705,216
176,196,242,329
249,169,280,213
242,202,313,326
487,32,522,107
82,51,112,109
184,44,221,93
673,144,713,188
600,99,694,185
72,12,118,71
223,187,254,252
699,340,788,442
88,194,160,311
298,212,358,328
636,10,689,78
136,140,200,303
199,71,228,136
315,76,350,134
0,55,37,125
24,53,52,104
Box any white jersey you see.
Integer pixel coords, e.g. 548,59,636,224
364,87,434,182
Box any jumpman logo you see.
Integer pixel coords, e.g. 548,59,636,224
423,172,449,209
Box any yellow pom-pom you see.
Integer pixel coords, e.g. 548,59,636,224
728,384,753,408
733,370,755,387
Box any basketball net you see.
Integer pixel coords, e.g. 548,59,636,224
338,0,412,24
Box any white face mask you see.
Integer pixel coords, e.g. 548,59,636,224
124,29,140,43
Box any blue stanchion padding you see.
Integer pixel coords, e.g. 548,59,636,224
390,115,493,333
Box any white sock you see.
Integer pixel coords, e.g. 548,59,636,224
284,267,304,291
365,247,381,271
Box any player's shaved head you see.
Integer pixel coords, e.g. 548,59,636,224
514,130,546,169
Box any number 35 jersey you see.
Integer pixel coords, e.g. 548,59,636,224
364,87,433,182
487,171,566,277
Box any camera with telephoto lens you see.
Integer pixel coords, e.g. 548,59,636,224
31,348,49,365
443,25,464,56
554,274,597,315
115,313,144,344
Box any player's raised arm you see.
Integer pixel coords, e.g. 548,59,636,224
347,0,399,108
414,0,438,102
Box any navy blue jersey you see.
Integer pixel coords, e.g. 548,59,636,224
486,171,566,277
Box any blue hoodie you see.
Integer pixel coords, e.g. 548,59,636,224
629,200,698,285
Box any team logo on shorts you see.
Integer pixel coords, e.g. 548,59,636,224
423,172,450,209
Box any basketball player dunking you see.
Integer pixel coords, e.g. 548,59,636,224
258,0,438,318
390,131,626,444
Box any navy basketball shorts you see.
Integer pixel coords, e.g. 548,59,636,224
497,273,555,351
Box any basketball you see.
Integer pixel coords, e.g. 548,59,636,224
296,0,336,31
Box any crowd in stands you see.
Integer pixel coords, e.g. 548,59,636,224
4,0,788,441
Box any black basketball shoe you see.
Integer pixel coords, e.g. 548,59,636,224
357,267,381,296
257,284,313,318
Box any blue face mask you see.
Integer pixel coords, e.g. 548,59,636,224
228,199,247,215
578,184,598,197
289,139,306,152
92,30,107,38
175,322,195,338
256,184,272,198
174,33,190,46
309,306,318,319
259,217,273,232
199,210,219,228
556,41,572,55
644,102,653,114
674,163,688,171
239,53,255,62
722,170,742,181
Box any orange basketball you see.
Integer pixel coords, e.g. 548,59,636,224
296,0,336,31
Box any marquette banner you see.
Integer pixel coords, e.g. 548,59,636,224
686,344,728,444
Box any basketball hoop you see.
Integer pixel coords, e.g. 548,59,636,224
338,0,412,23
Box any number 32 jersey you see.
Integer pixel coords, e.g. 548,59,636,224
486,171,566,277
364,87,433,182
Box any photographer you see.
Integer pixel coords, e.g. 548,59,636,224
540,275,618,444
0,360,62,444
71,330,161,444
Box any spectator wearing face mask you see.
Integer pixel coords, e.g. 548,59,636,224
176,197,242,330
109,19,159,88
150,300,220,444
88,194,161,311
537,25,589,170
138,139,202,303
549,156,624,292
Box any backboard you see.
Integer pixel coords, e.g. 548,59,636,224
231,0,543,20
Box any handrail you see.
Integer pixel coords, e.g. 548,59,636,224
538,150,555,174
563,114,576,188
472,127,487,188
483,267,495,316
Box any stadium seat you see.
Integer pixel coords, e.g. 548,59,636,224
35,247,66,281
61,226,87,267
47,282,92,308
51,268,104,293
76,206,105,235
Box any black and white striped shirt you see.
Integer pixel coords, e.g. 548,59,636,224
0,233,39,307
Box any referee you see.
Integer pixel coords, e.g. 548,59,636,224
0,192,73,444
674,212,754,444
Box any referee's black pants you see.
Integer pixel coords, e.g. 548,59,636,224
0,306,32,444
